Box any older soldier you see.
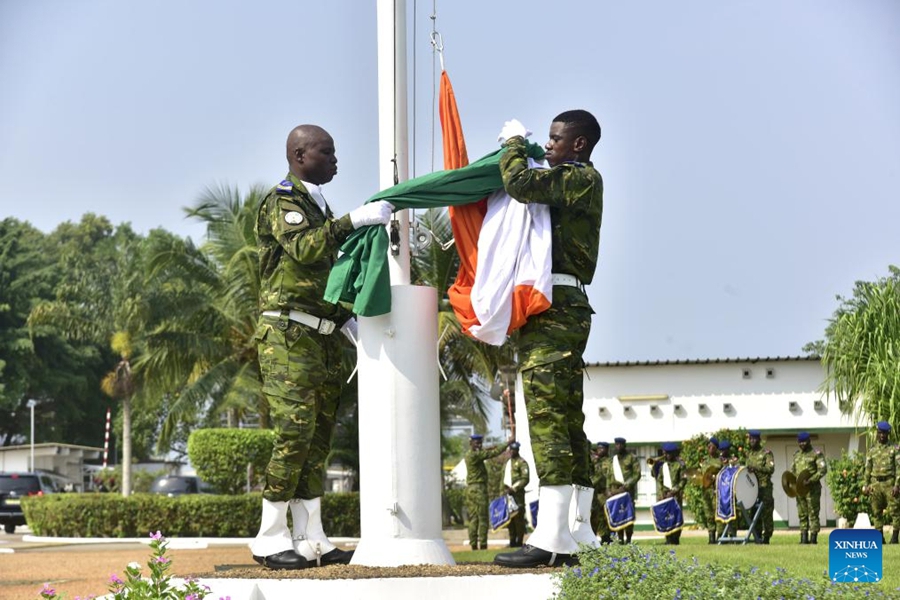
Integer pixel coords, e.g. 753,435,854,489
608,437,641,544
503,441,531,547
250,124,394,570
699,436,721,544
466,434,510,550
590,441,613,544
863,421,900,544
744,430,776,544
791,431,827,544
656,442,687,545
492,110,603,569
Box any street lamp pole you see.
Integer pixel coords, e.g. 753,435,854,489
26,399,37,472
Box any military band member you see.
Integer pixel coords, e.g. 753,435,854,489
862,421,899,544
466,434,510,550
503,441,531,548
791,431,827,544
744,430,775,544
590,441,613,544
699,436,721,544
715,439,739,539
656,442,687,545
608,437,641,544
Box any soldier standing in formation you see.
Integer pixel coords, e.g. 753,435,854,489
699,436,721,544
608,437,641,544
656,442,687,545
491,110,604,568
590,441,613,544
791,431,827,544
250,124,393,570
503,441,531,548
744,430,775,544
466,434,510,550
862,421,900,544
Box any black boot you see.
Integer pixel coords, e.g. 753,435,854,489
494,544,578,568
310,547,353,566
810,532,818,545
600,533,612,545
708,531,716,544
891,530,899,545
763,535,771,545
252,550,308,570
625,528,633,544
799,531,808,545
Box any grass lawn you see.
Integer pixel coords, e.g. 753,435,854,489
452,533,900,595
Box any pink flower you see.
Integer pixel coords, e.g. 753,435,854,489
150,531,164,541
110,574,124,585
155,556,171,564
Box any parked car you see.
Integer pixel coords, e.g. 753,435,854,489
0,471,68,534
148,475,213,497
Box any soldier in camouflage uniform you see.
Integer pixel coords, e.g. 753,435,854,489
862,421,900,544
698,437,721,544
466,434,510,550
791,431,827,544
608,437,641,544
590,441,613,544
250,125,393,570
656,443,687,545
503,441,531,547
744,430,776,544
493,110,603,569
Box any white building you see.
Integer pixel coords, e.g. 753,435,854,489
579,355,864,528
0,443,102,491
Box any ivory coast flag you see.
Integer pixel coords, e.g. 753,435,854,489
441,71,553,346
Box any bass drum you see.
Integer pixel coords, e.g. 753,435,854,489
733,467,759,508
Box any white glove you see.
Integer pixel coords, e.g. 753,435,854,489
348,200,394,229
497,119,532,144
340,317,358,344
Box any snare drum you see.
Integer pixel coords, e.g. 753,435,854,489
650,496,684,534
605,491,636,531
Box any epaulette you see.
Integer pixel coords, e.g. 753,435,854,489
275,179,293,195
560,160,585,168
764,448,773,454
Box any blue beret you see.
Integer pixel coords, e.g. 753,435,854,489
661,442,678,453
614,437,626,444
470,434,484,441
596,441,610,448
748,430,761,438
797,431,810,442
877,421,891,433
708,437,719,446
718,440,731,450
509,441,521,449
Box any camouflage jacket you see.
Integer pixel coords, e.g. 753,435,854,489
791,447,827,484
506,456,530,494
656,459,687,497
609,452,641,491
865,442,899,486
256,173,354,323
744,447,776,488
500,136,603,371
592,455,612,494
466,444,507,486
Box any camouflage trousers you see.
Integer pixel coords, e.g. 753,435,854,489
796,483,822,533
751,484,774,540
699,487,717,531
508,490,527,545
466,483,490,549
257,315,345,502
591,492,611,537
868,481,900,529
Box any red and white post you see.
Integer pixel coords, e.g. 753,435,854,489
102,407,111,469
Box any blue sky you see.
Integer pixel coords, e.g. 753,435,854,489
2,0,898,363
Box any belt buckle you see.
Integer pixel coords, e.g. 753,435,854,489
318,319,335,335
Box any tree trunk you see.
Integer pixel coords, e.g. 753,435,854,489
121,396,132,497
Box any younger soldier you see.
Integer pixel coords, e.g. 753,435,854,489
503,441,531,548
656,442,687,545
862,421,899,544
590,441,613,544
699,437,721,544
608,437,641,544
791,431,827,544
466,434,510,550
744,430,775,544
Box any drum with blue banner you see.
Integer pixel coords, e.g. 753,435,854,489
651,496,684,535
489,494,520,531
715,465,758,523
604,491,635,531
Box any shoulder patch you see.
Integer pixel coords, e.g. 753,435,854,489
765,448,773,454
284,211,304,225
276,179,293,194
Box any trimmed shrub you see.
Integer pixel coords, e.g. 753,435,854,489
187,428,275,495
825,449,867,527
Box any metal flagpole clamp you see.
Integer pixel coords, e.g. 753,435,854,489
261,310,336,335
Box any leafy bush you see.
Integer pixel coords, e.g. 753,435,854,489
187,428,275,495
92,467,164,494
826,450,867,526
555,543,896,598
22,491,360,537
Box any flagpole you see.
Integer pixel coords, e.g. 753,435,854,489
352,0,452,567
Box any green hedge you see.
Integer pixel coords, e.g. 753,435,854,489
187,428,276,495
22,492,360,538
